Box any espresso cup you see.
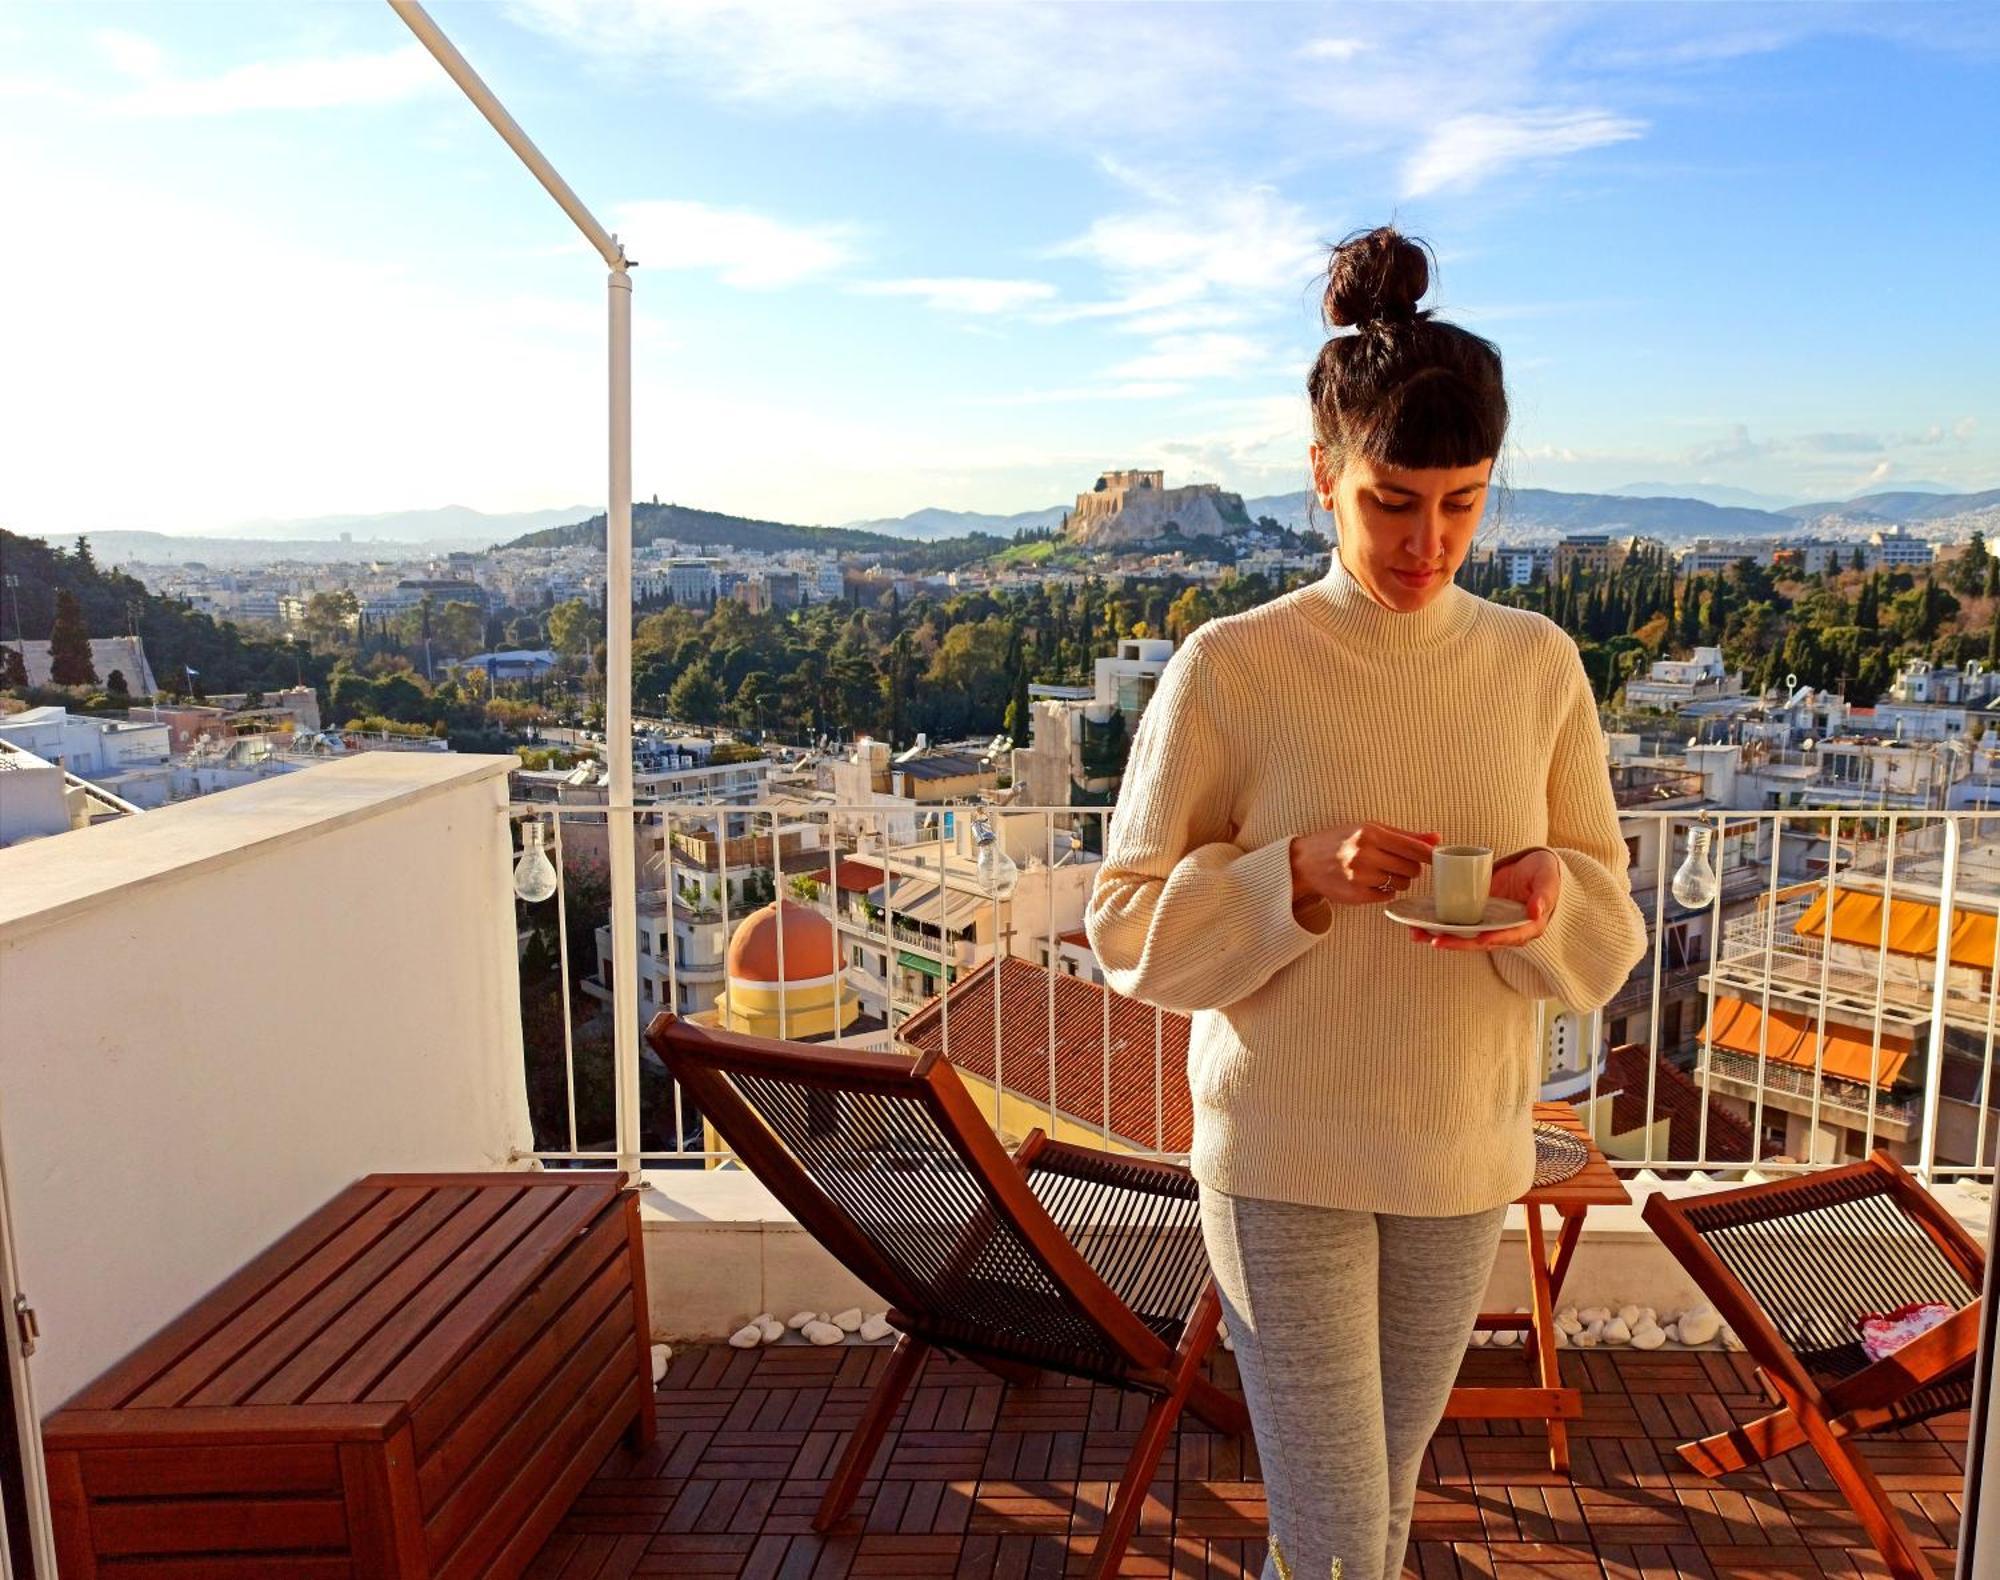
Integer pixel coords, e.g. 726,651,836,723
1432,844,1493,925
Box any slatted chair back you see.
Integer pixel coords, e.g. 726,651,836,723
647,1012,1174,1379
1668,1154,1980,1386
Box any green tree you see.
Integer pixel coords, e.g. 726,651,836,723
433,600,484,660
48,589,96,685
105,668,129,698
732,668,777,732
667,661,724,724
547,599,601,659
1002,629,1031,747
300,589,360,650
0,646,25,688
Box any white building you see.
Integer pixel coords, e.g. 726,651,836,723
1012,638,1176,807
0,707,173,807
1677,539,1778,575
1623,646,1744,711
668,560,718,607
1490,546,1552,587
1870,526,1936,569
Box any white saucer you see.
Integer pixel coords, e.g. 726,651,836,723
1383,895,1528,936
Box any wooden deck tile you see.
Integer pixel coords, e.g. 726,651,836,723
532,1344,1969,1577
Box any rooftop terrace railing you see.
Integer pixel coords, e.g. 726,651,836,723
509,799,2000,1186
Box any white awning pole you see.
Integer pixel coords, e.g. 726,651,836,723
389,0,643,1183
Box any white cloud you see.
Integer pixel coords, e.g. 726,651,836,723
96,32,444,116
855,277,1057,315
1110,333,1272,383
505,0,1235,130
611,199,860,289
1401,109,1645,198
1297,37,1365,62
1044,183,1323,320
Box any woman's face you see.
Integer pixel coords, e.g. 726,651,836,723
1310,445,1494,610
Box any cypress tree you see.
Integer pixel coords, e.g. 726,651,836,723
48,589,96,685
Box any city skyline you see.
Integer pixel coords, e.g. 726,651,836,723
2,1,1996,537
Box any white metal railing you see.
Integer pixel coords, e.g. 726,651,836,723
506,799,2000,1184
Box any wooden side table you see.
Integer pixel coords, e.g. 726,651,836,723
1442,1101,1630,1473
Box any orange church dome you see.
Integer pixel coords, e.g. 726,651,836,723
726,898,837,984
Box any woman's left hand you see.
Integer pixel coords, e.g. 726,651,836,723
1411,848,1562,951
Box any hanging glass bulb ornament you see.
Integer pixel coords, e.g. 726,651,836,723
513,817,559,903
972,810,1019,900
1671,824,1719,909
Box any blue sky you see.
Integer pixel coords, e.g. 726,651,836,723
2,1,1995,534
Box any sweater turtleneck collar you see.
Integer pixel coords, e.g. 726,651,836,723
1296,548,1481,650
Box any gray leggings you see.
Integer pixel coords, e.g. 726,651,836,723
1198,1183,1505,1580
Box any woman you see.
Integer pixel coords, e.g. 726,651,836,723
1083,226,1650,1580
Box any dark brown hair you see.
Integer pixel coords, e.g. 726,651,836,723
1307,226,1508,478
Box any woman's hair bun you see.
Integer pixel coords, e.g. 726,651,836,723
1322,225,1431,330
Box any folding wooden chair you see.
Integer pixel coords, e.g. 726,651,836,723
645,1011,1248,1579
1643,1150,1983,1580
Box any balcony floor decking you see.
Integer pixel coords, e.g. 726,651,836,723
529,1342,1965,1579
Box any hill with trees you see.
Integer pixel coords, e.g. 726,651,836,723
0,527,331,700
504,501,905,555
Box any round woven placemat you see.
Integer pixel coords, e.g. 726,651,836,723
1532,1122,1590,1187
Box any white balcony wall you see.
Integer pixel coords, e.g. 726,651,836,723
0,754,534,1411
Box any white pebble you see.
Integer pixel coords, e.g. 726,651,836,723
1572,1327,1600,1348
728,1323,763,1349
859,1313,894,1342
1617,1305,1643,1329
802,1320,844,1346
1679,1308,1722,1346
1555,1311,1583,1336
1631,1325,1666,1351
650,1342,671,1382
1578,1306,1612,1326
1663,1323,1680,1344
1601,1318,1632,1346
1722,1326,1745,1352
1469,1329,1491,1347
832,1307,864,1332
787,1310,816,1330
1222,1332,1234,1352
1635,1307,1658,1328
756,1315,784,1344
1553,1326,1569,1348
1491,1328,1520,1348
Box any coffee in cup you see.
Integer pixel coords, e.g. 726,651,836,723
1432,844,1493,925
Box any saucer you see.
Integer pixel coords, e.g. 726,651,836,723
1383,894,1528,936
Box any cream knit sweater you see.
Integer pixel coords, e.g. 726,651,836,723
1084,552,1651,1216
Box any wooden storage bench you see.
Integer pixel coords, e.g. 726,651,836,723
44,1171,655,1579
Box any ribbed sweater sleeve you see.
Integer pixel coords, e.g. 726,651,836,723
1085,632,1333,1013
1487,643,1649,1012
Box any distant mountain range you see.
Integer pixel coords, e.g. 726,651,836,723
834,504,1071,542
35,483,2000,570
218,503,596,543
1236,485,2000,541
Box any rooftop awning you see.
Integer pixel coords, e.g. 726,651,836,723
1793,885,1998,972
885,877,983,930
1701,993,1913,1089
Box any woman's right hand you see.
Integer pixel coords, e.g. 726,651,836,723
1289,822,1441,908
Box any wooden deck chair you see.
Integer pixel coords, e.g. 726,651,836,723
645,1012,1248,1579
1643,1150,1983,1580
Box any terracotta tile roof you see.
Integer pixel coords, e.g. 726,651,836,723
1057,928,1091,950
896,956,1192,1152
1603,1042,1755,1165
831,858,885,892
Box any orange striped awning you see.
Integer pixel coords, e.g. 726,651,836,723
1793,885,1998,972
1701,994,1912,1089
